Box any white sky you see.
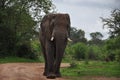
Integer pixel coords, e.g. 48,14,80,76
52,0,120,40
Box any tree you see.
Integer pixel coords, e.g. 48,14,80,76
90,32,103,40
103,37,120,62
101,9,120,38
0,0,54,58
101,9,120,62
89,32,103,45
70,27,87,44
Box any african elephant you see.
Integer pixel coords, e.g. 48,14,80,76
39,13,71,79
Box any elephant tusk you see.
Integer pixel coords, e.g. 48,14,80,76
67,38,72,42
51,36,54,41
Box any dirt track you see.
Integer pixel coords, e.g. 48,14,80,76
0,63,70,80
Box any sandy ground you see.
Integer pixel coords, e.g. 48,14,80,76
0,63,70,80
0,63,120,80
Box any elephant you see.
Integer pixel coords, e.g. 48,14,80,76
39,13,71,79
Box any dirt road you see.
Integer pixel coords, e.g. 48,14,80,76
0,63,70,80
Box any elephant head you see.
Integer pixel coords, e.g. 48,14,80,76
50,14,72,42
40,13,71,79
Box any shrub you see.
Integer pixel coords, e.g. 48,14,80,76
65,42,87,61
72,43,87,60
115,49,120,62
70,60,78,68
17,41,38,60
87,45,102,60
31,40,43,61
104,37,120,62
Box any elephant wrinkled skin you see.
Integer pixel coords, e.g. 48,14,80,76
39,13,71,79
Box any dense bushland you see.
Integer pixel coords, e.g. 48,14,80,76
0,0,54,59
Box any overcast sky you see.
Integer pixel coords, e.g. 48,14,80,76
52,0,120,40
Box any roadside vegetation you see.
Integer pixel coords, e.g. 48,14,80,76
0,56,41,63
61,61,120,77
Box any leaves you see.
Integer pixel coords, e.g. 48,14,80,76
70,27,87,43
89,32,103,45
0,0,54,57
101,9,120,38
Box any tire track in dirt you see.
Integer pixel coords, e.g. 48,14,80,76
0,63,70,80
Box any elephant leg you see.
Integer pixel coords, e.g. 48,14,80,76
54,56,63,77
46,41,56,79
54,43,67,77
42,47,48,76
40,38,48,76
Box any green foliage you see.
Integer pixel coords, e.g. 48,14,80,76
87,45,102,60
65,42,87,60
0,56,40,63
101,9,120,38
31,40,42,56
0,26,15,57
115,49,120,62
70,60,78,68
31,40,44,62
84,50,89,64
70,27,87,44
17,42,38,59
101,9,120,62
89,32,103,45
104,37,120,62
73,43,87,60
0,0,54,58
61,61,120,77
90,32,103,40
65,42,106,62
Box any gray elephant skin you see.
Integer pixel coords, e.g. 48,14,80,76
39,13,71,79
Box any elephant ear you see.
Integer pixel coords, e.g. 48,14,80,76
49,14,56,40
50,14,56,28
65,14,71,38
65,14,71,26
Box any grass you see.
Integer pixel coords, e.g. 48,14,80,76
61,61,120,78
0,56,41,63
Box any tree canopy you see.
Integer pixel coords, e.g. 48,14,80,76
101,9,120,62
101,9,120,38
0,0,54,58
70,27,87,44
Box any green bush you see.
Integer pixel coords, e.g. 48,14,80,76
87,45,102,60
31,40,44,61
70,60,78,68
65,37,120,62
65,42,87,61
72,43,87,60
104,37,120,62
0,26,15,57
31,40,41,55
17,42,38,59
115,49,120,62
65,42,104,62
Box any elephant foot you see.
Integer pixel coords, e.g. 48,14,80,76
46,73,56,79
55,73,61,77
43,72,47,76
